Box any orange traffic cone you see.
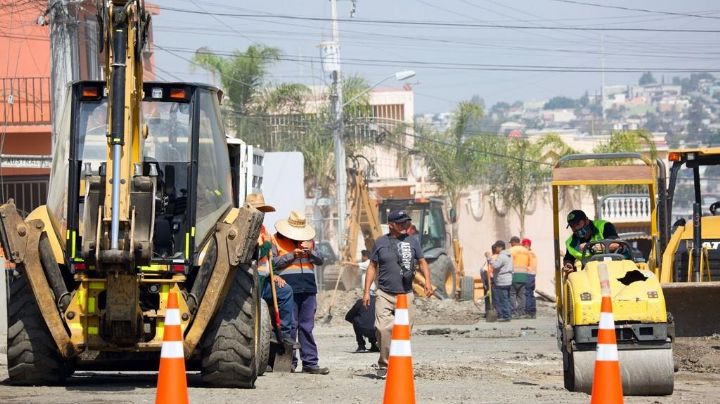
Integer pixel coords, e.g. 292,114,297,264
156,291,189,404
590,264,624,404
383,293,415,404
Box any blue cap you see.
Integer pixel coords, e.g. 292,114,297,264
388,209,411,223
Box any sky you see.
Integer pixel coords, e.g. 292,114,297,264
150,0,720,114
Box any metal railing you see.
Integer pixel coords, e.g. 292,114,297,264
1,77,51,126
598,193,651,222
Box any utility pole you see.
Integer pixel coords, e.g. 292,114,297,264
48,0,103,151
600,34,606,125
329,0,346,252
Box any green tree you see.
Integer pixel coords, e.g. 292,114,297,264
639,72,657,86
590,130,657,212
488,134,576,234
414,101,485,238
544,96,576,110
191,45,285,148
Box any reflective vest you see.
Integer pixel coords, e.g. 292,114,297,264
509,245,531,274
257,226,270,276
271,234,315,275
565,220,607,260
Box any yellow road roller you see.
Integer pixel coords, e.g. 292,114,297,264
552,153,674,395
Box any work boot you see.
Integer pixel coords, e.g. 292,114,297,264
283,337,301,349
302,365,330,375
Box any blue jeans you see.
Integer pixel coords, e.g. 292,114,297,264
510,282,527,316
291,293,319,368
492,285,511,320
260,275,295,339
525,274,536,316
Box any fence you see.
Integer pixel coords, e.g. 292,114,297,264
1,77,52,126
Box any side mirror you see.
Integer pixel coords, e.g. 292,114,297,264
448,207,457,223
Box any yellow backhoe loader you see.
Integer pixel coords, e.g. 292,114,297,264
552,153,673,395
0,1,263,387
659,148,720,337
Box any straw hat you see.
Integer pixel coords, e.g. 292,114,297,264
246,193,276,212
275,210,316,241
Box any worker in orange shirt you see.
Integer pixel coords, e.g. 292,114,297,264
522,238,538,319
508,236,531,318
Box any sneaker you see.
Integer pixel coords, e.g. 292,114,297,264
498,318,511,322
302,365,330,375
377,368,388,379
369,344,380,353
355,346,369,353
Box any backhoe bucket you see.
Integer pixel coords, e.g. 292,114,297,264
662,282,720,337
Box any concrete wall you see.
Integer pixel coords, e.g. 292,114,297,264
457,186,595,296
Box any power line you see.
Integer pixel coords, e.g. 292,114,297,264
156,6,720,33
157,45,720,73
546,0,720,20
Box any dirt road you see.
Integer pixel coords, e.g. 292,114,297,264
1,295,719,403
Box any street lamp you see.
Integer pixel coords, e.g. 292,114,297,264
333,69,416,252
341,70,416,108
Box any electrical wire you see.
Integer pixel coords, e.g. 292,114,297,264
156,45,720,73
545,0,720,20
156,5,720,33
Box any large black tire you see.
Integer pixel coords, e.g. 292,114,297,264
459,275,474,301
256,300,272,376
7,266,70,385
201,265,259,388
429,255,456,299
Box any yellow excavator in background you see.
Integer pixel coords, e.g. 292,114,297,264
0,1,263,386
319,162,476,300
659,148,720,337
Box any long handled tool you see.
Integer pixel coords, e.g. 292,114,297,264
322,265,345,325
486,266,498,323
267,250,294,372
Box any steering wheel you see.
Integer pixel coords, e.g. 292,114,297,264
710,201,720,216
580,238,633,265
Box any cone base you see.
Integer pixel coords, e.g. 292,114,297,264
156,358,189,404
383,356,415,404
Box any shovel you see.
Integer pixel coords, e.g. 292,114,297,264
485,268,498,323
266,250,295,372
322,265,345,325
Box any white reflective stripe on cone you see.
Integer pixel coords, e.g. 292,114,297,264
390,340,412,357
596,343,619,361
394,309,409,326
161,340,185,358
598,312,615,329
165,309,181,326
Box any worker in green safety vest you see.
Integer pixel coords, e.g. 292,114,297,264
562,209,620,274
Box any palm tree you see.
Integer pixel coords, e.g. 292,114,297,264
414,101,484,238
191,44,281,143
589,130,658,213
488,134,577,234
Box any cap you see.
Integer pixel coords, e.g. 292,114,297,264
509,236,521,244
388,209,411,223
566,209,588,228
492,240,505,250
521,238,531,247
